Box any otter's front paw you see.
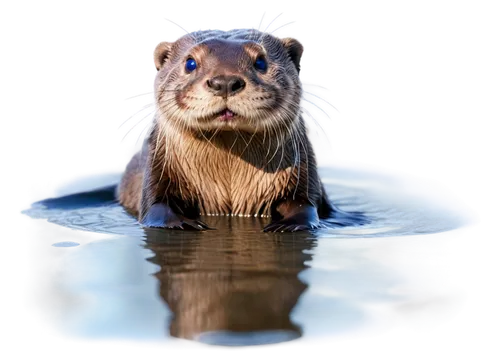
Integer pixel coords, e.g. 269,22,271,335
263,210,323,233
141,203,211,230
264,201,323,232
263,219,323,232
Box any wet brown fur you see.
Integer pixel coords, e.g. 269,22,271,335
118,29,334,231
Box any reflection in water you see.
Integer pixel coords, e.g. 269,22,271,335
22,168,464,345
144,218,316,344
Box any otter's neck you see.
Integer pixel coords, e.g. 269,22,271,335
158,121,300,173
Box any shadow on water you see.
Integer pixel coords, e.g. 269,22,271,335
34,185,116,210
23,167,465,345
322,203,370,228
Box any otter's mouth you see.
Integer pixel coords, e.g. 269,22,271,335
216,108,237,122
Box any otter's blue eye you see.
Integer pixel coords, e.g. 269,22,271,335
185,58,197,72
254,56,268,72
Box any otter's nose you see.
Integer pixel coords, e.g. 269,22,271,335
207,75,246,97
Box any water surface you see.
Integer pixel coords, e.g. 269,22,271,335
24,167,463,345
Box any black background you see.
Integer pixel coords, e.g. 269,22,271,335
20,6,488,349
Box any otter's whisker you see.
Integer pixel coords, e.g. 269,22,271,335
118,104,154,129
162,16,185,32
120,92,153,104
301,106,330,145
265,120,274,158
273,105,301,198
259,11,283,41
262,119,268,144
122,111,154,129
158,141,168,189
269,21,296,36
118,113,154,133
302,80,331,92
303,91,340,113
120,105,154,126
296,120,309,200
135,121,154,156
151,117,163,165
240,127,258,157
264,113,288,167
287,124,299,191
228,130,240,162
207,127,222,147
236,128,249,147
121,89,153,100
292,130,302,200
276,126,287,172
120,118,151,143
123,88,153,97
196,125,220,151
301,97,331,120
251,10,267,41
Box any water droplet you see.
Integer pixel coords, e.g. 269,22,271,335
52,241,80,247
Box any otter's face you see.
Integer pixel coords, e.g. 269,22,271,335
153,30,303,133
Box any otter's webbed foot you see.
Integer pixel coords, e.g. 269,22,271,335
263,201,322,233
141,203,211,230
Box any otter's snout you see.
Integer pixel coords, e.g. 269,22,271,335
207,75,246,97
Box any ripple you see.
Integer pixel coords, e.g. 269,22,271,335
23,169,463,238
22,168,464,345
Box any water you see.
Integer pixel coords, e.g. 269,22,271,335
23,167,463,345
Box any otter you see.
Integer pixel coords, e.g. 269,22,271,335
117,29,336,232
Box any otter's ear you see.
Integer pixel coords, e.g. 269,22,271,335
154,42,173,71
281,38,303,73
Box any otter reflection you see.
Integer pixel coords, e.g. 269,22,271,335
144,216,317,345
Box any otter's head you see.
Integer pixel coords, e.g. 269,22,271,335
153,29,303,133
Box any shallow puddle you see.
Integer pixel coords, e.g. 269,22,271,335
21,160,479,347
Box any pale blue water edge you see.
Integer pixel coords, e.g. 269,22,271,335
23,167,464,345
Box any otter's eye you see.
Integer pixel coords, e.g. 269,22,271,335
254,56,268,72
185,58,197,73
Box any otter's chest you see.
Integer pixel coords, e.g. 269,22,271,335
183,152,291,217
